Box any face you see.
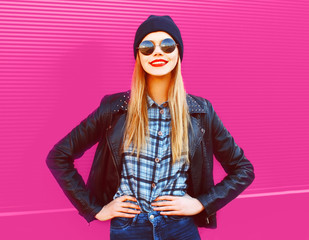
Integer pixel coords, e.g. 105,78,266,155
138,31,179,77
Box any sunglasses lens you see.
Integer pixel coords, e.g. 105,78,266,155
138,38,177,55
138,40,154,55
161,38,176,53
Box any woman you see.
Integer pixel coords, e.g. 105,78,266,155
46,15,255,240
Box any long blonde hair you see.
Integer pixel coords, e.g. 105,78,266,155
122,54,193,165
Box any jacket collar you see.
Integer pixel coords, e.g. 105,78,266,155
111,90,206,114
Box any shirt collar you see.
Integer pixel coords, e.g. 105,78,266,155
146,93,169,109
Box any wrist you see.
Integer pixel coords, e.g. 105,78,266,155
193,198,205,213
95,205,105,219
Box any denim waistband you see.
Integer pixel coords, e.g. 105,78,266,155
132,210,168,225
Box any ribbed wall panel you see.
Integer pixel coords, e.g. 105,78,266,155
0,0,308,239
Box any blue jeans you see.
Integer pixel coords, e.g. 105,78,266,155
110,210,201,240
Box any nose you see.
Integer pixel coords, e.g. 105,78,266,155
152,44,164,56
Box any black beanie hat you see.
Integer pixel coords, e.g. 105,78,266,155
133,15,184,62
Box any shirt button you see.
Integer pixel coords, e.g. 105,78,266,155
155,158,160,163
152,183,156,188
158,131,162,136
160,109,164,114
149,215,154,220
163,103,168,107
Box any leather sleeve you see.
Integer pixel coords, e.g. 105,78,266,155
45,94,110,223
196,100,255,217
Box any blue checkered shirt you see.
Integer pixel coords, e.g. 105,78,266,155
112,94,190,212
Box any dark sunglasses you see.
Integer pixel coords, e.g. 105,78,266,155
137,38,178,56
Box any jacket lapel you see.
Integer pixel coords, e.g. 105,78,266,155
106,90,206,170
106,113,127,169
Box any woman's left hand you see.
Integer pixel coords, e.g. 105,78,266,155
151,193,205,216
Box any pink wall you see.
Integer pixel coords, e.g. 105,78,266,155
0,0,308,239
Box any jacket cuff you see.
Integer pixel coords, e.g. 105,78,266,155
195,194,215,217
80,205,103,224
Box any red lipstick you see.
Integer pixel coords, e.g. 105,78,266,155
150,59,168,67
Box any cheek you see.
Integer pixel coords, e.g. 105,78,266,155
139,53,150,65
170,50,179,66
170,55,178,67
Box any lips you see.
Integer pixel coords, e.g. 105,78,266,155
150,59,168,67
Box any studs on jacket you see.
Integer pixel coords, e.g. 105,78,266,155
187,95,203,113
112,91,204,113
113,91,130,112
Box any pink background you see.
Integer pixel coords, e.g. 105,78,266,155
1,0,308,239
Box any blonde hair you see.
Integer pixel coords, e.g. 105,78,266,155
122,54,193,165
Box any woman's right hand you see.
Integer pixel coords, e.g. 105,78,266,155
95,195,141,221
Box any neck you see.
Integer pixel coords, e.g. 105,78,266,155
146,72,172,105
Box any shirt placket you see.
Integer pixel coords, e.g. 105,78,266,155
151,103,169,199
150,106,162,197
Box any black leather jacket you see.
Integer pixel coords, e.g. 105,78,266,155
46,90,255,228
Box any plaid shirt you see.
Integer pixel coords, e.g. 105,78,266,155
113,93,190,212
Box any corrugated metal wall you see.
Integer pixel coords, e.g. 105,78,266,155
1,1,308,239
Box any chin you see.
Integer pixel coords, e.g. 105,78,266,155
146,69,172,76
149,72,169,77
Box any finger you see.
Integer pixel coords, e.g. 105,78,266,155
121,202,141,209
119,195,138,202
119,208,141,214
153,206,176,211
151,201,174,206
154,195,177,201
159,211,181,215
115,213,137,218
